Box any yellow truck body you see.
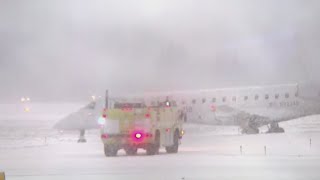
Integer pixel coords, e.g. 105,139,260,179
99,102,184,156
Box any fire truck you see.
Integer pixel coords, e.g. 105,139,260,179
99,93,184,157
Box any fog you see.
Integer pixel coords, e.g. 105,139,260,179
0,0,320,102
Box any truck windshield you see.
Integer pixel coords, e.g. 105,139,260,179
114,103,145,109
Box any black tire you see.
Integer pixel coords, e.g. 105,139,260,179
77,138,87,143
125,147,138,156
146,131,160,155
278,127,285,133
267,127,285,134
104,145,118,157
166,130,179,153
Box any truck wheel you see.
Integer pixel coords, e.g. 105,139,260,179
104,145,118,157
125,147,138,156
146,131,160,155
166,130,179,153
278,127,285,133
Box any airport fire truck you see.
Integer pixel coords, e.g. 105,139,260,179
99,94,185,157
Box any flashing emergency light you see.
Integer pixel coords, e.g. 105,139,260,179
145,113,151,118
181,130,185,136
101,134,108,139
98,117,106,125
26,97,30,101
132,131,145,143
135,133,142,139
21,97,26,102
165,101,170,107
91,95,96,101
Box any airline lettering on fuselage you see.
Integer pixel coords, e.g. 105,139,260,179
280,101,299,107
269,101,299,107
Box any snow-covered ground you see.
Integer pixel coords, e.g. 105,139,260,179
0,103,320,180
0,103,85,149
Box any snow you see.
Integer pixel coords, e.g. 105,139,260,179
1,103,320,180
0,103,84,149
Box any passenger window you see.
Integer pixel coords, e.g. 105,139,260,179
265,94,269,100
285,93,290,98
222,97,227,102
212,98,216,103
202,98,206,104
255,95,259,100
244,96,248,101
275,94,279,99
192,99,196,104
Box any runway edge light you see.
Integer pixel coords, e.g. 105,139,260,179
0,172,5,180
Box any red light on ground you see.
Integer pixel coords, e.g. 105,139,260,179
166,128,170,133
102,114,107,118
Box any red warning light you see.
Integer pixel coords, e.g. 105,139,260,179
211,105,216,112
145,113,151,118
135,133,142,139
131,131,146,143
101,134,108,139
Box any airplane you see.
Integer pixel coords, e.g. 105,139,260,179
54,83,320,135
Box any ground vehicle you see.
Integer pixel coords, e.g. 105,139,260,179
266,122,285,133
99,98,184,157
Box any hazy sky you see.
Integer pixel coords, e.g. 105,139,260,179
0,0,319,102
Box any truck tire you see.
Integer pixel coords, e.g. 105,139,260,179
125,147,138,156
146,131,160,155
278,127,285,133
104,145,118,157
77,138,87,143
166,130,179,153
267,127,285,133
